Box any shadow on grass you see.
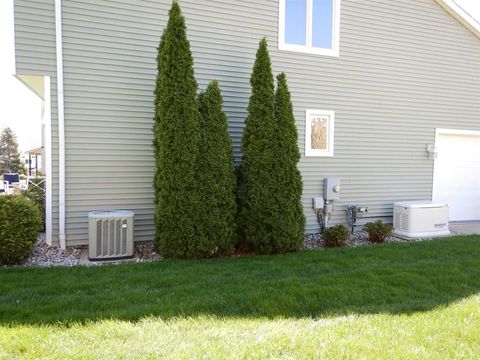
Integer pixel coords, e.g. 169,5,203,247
0,236,479,325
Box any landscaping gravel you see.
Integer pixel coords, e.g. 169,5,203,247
134,242,163,262
303,230,427,250
20,230,434,267
24,233,81,267
23,234,162,267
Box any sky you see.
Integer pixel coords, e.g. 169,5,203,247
0,0,43,152
456,0,480,21
0,0,479,152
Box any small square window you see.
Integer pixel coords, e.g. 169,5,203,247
305,109,335,156
279,0,340,56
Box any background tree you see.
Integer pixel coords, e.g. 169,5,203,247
196,81,236,255
152,29,165,209
271,73,305,252
239,38,279,254
0,127,25,174
154,1,202,258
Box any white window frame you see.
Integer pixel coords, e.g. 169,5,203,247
278,0,341,57
305,109,335,157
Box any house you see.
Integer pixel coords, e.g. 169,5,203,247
13,0,480,248
22,148,44,176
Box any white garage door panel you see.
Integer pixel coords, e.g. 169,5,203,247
433,132,480,221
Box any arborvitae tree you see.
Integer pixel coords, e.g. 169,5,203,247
152,29,165,209
0,127,25,174
239,38,279,254
154,2,201,258
271,73,305,251
234,162,247,248
196,81,236,255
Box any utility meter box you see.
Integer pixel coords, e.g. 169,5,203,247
324,177,341,201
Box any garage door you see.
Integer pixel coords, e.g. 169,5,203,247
432,130,480,221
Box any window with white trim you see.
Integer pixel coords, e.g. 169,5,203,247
305,109,335,156
279,0,340,56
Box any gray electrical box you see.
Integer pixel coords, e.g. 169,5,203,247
324,177,341,201
312,197,324,210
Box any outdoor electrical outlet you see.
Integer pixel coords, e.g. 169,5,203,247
312,197,324,210
325,203,334,214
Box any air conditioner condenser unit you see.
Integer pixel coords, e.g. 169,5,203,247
393,201,450,239
88,210,134,261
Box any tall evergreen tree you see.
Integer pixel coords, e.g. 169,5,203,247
272,73,305,251
0,127,24,174
196,81,236,255
154,1,201,258
240,38,279,254
153,29,165,208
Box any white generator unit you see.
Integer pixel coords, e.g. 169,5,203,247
393,201,450,238
88,210,134,261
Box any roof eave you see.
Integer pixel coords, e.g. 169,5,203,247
434,0,480,39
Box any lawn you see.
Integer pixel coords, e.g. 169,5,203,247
0,236,479,359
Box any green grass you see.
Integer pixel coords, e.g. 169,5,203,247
1,236,479,359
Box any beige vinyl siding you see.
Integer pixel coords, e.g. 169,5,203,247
15,0,480,245
14,0,60,244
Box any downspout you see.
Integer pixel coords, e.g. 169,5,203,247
55,0,66,249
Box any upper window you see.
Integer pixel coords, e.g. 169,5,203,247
279,0,340,56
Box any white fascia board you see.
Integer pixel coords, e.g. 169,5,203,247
434,0,480,39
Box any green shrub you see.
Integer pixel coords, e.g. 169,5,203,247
363,220,393,243
152,28,165,210
271,72,305,252
323,224,350,248
196,81,237,256
0,195,41,265
239,38,281,254
154,2,202,258
22,177,45,231
234,163,247,249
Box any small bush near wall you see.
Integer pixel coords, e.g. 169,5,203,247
363,221,393,244
22,178,46,231
323,225,350,248
0,195,41,265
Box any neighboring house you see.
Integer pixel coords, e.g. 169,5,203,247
13,0,480,248
22,148,43,176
